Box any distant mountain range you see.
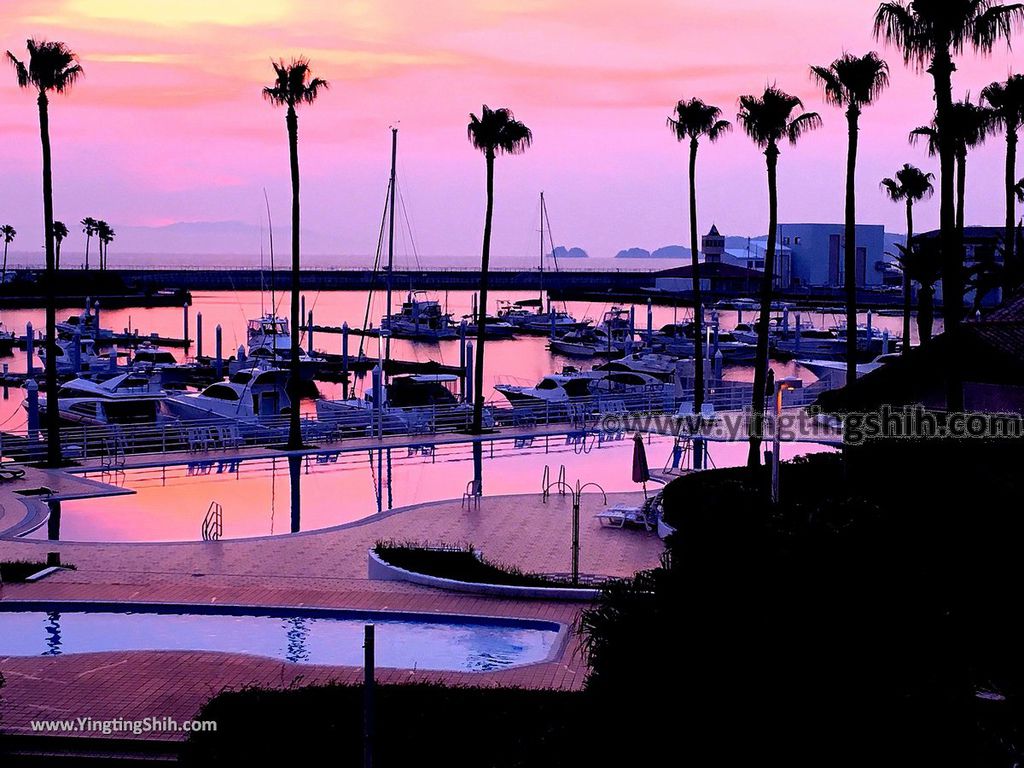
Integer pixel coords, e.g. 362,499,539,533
615,233,905,260
551,246,589,259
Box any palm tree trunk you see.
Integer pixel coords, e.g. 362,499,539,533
903,200,914,355
931,52,964,410
748,143,778,470
286,104,302,450
84,233,90,271
844,109,860,382
919,286,934,345
2,243,7,282
1005,124,1018,284
956,152,966,234
38,93,61,467
688,137,704,411
56,241,61,270
472,149,495,435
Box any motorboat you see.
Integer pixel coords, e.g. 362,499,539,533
31,371,166,426
56,309,114,343
651,322,756,364
247,314,293,354
37,336,107,374
548,307,641,357
595,352,679,382
0,324,16,356
494,367,668,407
163,366,291,422
382,291,458,340
460,314,517,339
797,353,901,385
316,373,488,434
496,299,578,335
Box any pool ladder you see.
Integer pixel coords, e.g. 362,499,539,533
541,464,567,501
201,501,223,541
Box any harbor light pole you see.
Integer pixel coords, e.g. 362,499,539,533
771,376,803,504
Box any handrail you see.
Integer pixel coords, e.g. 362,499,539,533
4,377,838,463
201,501,223,541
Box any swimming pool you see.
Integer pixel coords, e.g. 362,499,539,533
0,602,562,672
30,435,832,542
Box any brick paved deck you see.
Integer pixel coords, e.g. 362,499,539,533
0,486,664,742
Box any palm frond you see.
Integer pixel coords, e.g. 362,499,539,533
971,4,1024,53
786,111,822,144
1016,177,1024,203
880,177,906,201
467,104,532,155
263,57,327,108
6,51,28,87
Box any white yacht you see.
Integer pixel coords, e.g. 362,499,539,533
316,374,487,434
797,353,901,384
31,371,166,426
247,315,293,355
496,300,578,335
382,291,457,341
163,366,291,422
37,336,106,374
495,368,667,407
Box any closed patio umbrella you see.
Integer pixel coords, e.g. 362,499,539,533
632,432,650,498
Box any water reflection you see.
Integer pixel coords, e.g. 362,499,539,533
284,617,310,663
43,611,63,656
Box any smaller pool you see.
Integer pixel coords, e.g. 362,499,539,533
0,602,562,672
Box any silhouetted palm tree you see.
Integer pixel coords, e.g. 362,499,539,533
881,164,935,354
99,223,115,270
668,98,731,413
94,220,110,270
8,38,83,467
81,216,97,270
737,86,821,470
263,57,328,450
467,105,533,435
894,240,942,346
811,51,889,383
875,0,1023,336
982,74,1024,278
910,98,996,234
1,225,16,281
53,220,68,270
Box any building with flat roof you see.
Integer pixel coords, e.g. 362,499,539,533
777,223,887,288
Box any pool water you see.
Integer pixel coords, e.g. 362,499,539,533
0,604,561,672
40,436,833,542
38,436,832,542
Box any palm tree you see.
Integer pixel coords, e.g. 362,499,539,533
1,225,16,280
736,86,821,470
910,98,995,234
875,0,1024,336
8,38,83,468
81,216,97,270
263,58,328,450
467,105,533,435
667,98,731,414
94,220,109,270
811,52,889,384
99,223,115,270
982,74,1024,278
1017,176,1024,200
881,164,935,354
894,240,942,345
53,220,68,270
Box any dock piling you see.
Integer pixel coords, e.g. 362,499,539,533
25,322,34,376
182,303,190,354
465,340,474,405
341,322,350,399
196,313,203,359
307,310,314,355
26,379,39,441
215,325,223,378
459,321,467,400
93,300,100,332
646,298,653,344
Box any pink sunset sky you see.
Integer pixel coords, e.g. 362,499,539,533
0,0,1021,264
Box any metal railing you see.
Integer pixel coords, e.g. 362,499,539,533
201,501,223,541
4,378,837,465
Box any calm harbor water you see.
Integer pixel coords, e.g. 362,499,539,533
0,288,926,434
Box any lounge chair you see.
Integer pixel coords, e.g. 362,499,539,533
595,493,662,531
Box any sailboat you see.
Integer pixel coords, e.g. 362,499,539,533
497,192,579,335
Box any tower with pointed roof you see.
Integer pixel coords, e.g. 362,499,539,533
702,224,725,263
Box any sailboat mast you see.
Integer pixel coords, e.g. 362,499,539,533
538,191,545,306
385,127,398,364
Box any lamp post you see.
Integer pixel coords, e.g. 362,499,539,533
771,376,803,503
